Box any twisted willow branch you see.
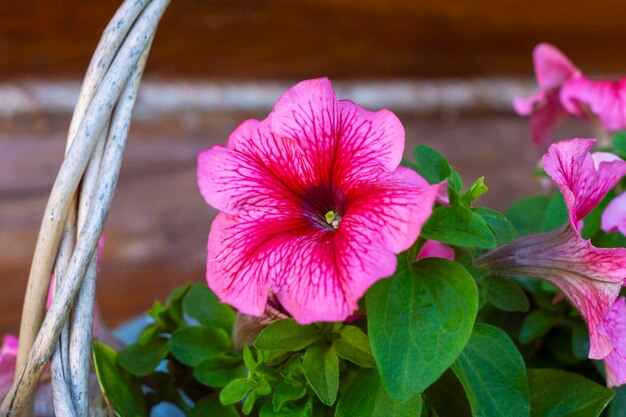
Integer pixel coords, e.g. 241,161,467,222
1,0,170,415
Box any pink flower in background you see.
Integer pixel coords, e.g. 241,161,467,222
417,240,455,260
601,297,626,387
561,77,626,132
477,139,626,359
0,334,18,398
513,43,581,146
198,78,440,324
602,192,626,236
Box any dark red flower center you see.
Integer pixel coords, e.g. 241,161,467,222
300,184,347,231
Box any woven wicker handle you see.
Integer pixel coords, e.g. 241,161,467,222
0,1,170,415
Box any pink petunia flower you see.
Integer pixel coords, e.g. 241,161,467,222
602,191,626,236
197,78,440,324
0,334,18,398
600,297,626,387
417,240,455,260
561,77,626,132
513,43,581,146
477,139,626,359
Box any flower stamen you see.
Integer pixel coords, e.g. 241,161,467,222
325,210,342,229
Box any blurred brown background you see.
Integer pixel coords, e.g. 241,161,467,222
0,0,619,335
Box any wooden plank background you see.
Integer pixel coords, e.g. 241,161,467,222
1,0,626,79
0,0,621,334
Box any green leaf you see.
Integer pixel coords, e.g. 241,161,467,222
519,310,560,344
169,325,231,366
506,195,551,236
407,145,452,185
117,335,169,377
254,319,322,352
421,205,497,249
452,324,530,417
333,325,375,368
194,354,246,388
528,369,614,417
541,193,568,232
183,283,235,331
220,378,251,405
424,369,472,417
367,257,478,401
571,322,590,360
608,385,626,417
472,207,517,244
460,177,488,207
302,342,339,406
273,381,308,411
613,131,626,158
92,342,148,417
261,401,314,417
189,394,240,417
481,275,529,312
336,368,422,417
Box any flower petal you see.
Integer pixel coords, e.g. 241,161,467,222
274,223,397,324
206,212,309,317
561,77,626,131
533,43,580,91
198,144,301,218
333,99,405,183
602,191,626,235
418,240,455,260
267,77,340,184
601,297,626,387
268,78,405,183
543,138,626,227
344,167,439,253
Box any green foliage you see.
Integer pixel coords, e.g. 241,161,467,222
612,131,626,158
480,275,529,312
421,205,497,249
472,207,517,244
519,310,561,344
366,257,478,401
461,176,488,207
254,319,322,351
452,324,530,417
336,369,422,417
333,325,375,368
302,342,340,406
92,342,148,417
183,283,235,331
528,369,614,417
506,195,551,235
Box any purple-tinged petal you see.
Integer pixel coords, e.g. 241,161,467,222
528,92,570,147
514,44,580,147
418,240,455,260
601,297,626,387
476,226,626,359
533,43,580,90
344,167,439,254
602,192,626,235
561,77,626,131
543,138,626,228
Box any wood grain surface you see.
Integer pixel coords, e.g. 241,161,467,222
0,0,625,79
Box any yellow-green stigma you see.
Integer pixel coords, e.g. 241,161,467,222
325,210,342,229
